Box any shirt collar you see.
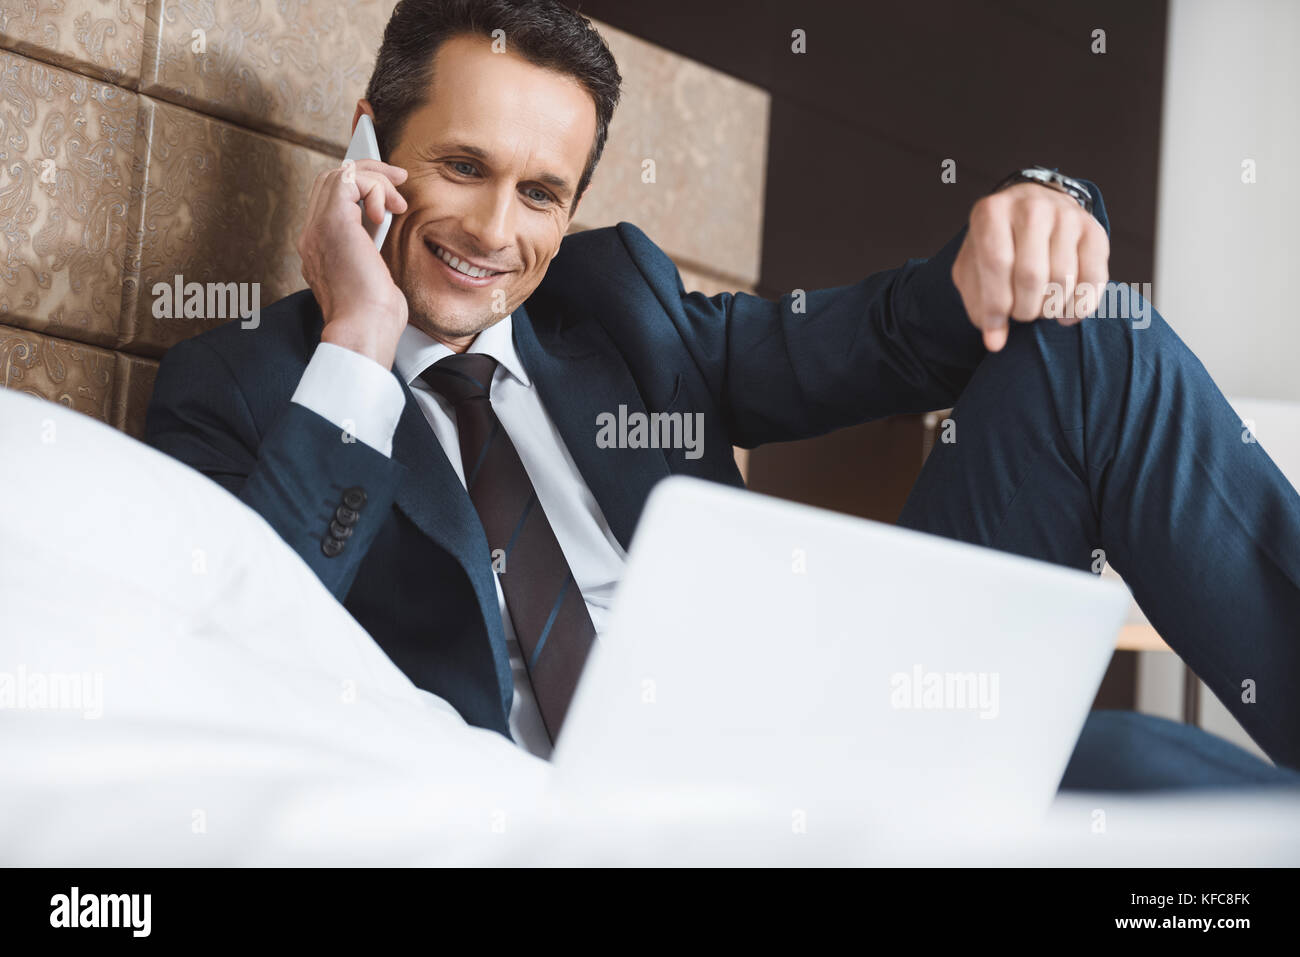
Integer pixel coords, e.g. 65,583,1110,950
394,314,531,389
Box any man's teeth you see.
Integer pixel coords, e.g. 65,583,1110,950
434,245,499,278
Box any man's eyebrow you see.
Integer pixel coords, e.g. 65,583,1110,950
430,141,573,197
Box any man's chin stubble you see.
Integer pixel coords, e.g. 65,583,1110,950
406,297,506,345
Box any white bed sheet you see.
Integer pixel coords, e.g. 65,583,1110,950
3,389,1299,866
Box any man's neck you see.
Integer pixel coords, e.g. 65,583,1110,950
418,325,477,355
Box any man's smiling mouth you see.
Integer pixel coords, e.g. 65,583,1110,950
429,242,505,279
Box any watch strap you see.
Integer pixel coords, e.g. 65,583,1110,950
993,166,1094,215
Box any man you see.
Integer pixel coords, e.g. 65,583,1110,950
146,0,1300,786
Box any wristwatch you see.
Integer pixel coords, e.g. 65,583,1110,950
992,166,1093,215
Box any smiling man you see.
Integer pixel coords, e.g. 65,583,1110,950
312,30,602,366
147,0,1300,785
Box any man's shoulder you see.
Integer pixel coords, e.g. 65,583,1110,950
168,287,322,371
552,221,660,261
539,221,675,295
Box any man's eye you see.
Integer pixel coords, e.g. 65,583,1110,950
525,187,553,205
450,161,477,176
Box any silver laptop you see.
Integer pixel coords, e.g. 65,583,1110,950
550,476,1131,842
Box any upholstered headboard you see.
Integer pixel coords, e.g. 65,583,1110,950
0,2,768,452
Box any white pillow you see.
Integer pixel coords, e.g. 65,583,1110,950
0,389,550,865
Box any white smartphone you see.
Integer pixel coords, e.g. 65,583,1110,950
343,113,392,251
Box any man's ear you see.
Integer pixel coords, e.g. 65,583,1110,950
351,100,375,136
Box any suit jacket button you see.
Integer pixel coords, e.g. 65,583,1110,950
335,505,360,526
329,519,353,539
342,487,367,510
321,536,346,558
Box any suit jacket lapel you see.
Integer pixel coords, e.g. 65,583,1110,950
511,301,669,552
383,306,663,558
389,373,515,724
327,296,669,729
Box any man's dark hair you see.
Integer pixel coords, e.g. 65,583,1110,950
365,0,622,201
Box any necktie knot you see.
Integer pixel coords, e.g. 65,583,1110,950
419,353,499,405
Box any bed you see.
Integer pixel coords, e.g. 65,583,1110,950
3,388,1299,866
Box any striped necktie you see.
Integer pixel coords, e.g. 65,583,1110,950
419,352,596,745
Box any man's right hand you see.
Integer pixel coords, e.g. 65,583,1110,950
298,158,410,369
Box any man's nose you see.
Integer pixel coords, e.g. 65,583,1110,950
461,185,513,254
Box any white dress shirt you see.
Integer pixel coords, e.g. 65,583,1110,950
290,316,627,759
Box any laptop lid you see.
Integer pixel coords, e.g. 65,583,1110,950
551,476,1130,838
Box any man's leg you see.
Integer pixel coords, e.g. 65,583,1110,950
1061,711,1300,790
897,282,1300,782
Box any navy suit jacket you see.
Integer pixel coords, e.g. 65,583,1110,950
145,190,1108,741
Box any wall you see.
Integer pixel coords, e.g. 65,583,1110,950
1151,0,1300,402
0,2,769,443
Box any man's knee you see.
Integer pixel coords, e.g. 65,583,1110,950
1093,280,1157,331
1086,280,1191,362
1014,280,1173,348
955,282,1191,439
996,280,1190,389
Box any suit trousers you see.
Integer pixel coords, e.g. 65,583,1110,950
895,281,1300,789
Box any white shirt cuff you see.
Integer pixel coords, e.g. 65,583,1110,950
291,342,406,457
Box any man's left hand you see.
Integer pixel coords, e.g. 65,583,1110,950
951,182,1110,352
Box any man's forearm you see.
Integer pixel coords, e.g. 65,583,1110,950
145,336,407,602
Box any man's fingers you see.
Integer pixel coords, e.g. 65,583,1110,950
1077,222,1110,318
304,164,408,244
982,325,1009,352
360,170,407,212
1048,221,1080,323
303,169,330,230
1009,203,1052,321
360,180,388,226
968,199,1016,345
346,158,409,183
955,186,1112,352
341,169,409,227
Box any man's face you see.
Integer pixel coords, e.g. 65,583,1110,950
375,33,597,348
